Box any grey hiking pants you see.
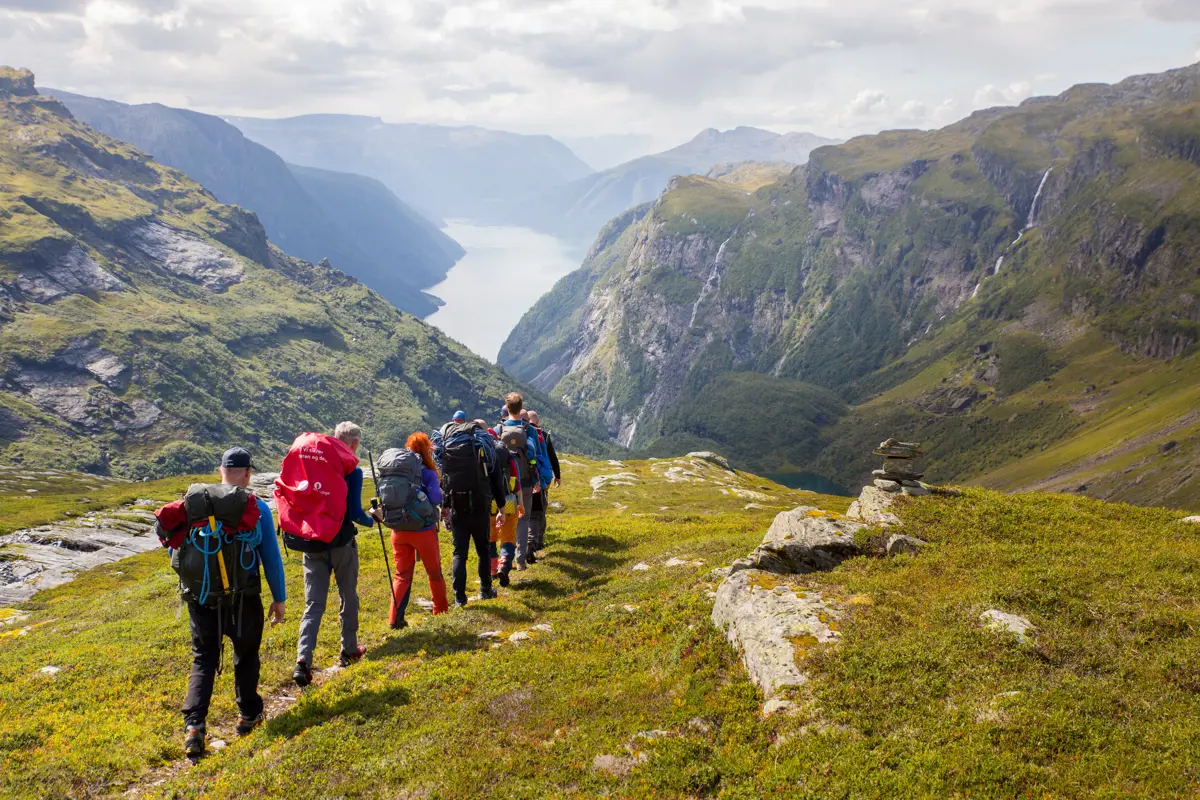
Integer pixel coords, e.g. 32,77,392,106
515,487,534,567
297,539,359,667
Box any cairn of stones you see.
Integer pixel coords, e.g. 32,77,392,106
871,438,929,497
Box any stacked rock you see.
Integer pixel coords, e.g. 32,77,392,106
872,439,929,497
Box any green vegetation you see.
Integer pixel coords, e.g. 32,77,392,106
0,76,611,478
3,458,1199,797
0,471,199,536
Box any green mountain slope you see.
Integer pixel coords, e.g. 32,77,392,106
0,68,607,477
4,457,1200,798
226,114,594,224
501,63,1200,509
510,127,839,245
46,90,461,316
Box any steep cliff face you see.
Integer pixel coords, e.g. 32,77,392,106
0,71,609,476
502,64,1200,501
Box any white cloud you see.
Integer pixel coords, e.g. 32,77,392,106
0,0,1197,143
848,89,889,116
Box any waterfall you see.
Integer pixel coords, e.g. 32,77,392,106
688,232,734,328
993,256,1004,275
970,282,981,299
1024,167,1053,231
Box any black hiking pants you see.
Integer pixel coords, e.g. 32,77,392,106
449,507,492,603
182,594,264,728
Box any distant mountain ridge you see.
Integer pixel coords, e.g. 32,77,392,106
510,126,841,244
45,90,462,317
225,113,594,223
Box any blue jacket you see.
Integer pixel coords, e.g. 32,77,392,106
496,420,552,490
254,498,287,602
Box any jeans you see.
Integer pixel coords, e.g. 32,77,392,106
449,508,492,603
181,594,264,727
297,539,359,666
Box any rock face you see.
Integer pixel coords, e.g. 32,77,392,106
846,485,901,526
127,222,245,291
11,244,123,303
712,568,841,698
980,609,1035,643
749,506,863,574
712,505,865,708
0,503,158,605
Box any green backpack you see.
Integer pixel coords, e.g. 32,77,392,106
170,484,262,606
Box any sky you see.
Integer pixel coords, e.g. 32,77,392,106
4,0,1200,153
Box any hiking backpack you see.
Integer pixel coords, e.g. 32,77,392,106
499,421,535,488
376,448,438,531
160,484,262,606
274,432,360,546
436,421,494,512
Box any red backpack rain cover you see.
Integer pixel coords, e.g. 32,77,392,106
274,433,360,544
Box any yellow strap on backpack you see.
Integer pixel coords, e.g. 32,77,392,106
210,514,230,591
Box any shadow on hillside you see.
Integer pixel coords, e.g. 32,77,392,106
566,534,626,553
366,628,481,662
265,684,411,740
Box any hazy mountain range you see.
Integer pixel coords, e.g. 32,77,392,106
45,90,462,317
509,126,842,244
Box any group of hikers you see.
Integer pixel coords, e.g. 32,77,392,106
151,392,561,758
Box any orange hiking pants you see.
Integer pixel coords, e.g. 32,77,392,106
390,528,448,624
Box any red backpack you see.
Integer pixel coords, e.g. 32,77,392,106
274,433,360,545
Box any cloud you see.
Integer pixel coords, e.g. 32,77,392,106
1,0,1197,143
848,89,889,116
973,81,1034,107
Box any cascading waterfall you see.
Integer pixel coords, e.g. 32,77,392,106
1024,167,1053,231
689,232,735,328
978,166,1053,290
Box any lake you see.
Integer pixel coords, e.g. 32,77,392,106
425,222,583,362
764,473,852,497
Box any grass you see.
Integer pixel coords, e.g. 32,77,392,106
2,457,1199,797
0,471,202,536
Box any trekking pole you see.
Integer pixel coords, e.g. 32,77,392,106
367,450,400,618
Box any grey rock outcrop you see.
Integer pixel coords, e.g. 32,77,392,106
1181,516,1200,524
0,503,158,605
886,534,927,556
712,568,841,699
12,245,123,303
749,506,863,574
846,485,901,527
127,222,244,290
686,451,732,471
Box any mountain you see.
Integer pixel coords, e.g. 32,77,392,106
500,64,1200,510
225,114,594,223
511,127,841,244
559,133,665,171
0,68,608,477
45,90,464,317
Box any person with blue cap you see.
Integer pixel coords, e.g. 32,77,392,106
451,410,466,423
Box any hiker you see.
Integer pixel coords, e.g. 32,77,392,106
495,394,541,569
433,412,508,607
280,422,374,688
369,432,447,629
153,447,286,758
485,422,523,587
526,410,561,554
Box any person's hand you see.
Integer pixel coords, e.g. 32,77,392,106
368,507,383,523
441,507,451,522
495,511,506,528
532,484,541,494
268,602,286,626
553,477,561,489
518,504,526,519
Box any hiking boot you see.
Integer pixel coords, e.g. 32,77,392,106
528,551,537,565
454,598,468,610
338,646,367,667
390,618,409,631
497,569,510,588
184,725,206,758
515,560,528,571
293,660,313,688
477,588,498,601
235,714,262,737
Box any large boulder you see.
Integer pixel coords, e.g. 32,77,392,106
686,451,732,471
846,485,901,526
712,568,840,699
749,507,863,573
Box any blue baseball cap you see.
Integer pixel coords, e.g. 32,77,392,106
452,410,466,422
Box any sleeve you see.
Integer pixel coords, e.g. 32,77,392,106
546,436,561,480
423,468,443,506
254,499,287,603
345,468,375,528
488,448,508,505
